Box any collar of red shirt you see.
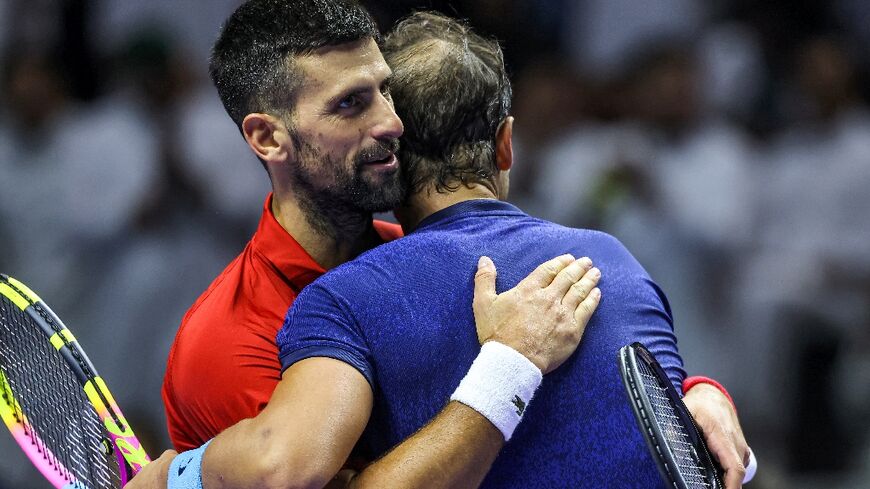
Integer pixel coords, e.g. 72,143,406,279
251,193,403,292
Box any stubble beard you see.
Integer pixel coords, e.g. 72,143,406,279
288,133,406,239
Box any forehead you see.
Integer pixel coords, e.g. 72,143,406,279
293,38,390,101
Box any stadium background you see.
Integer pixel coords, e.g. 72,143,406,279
1,0,868,487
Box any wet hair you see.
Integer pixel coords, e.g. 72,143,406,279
382,11,511,194
209,0,379,128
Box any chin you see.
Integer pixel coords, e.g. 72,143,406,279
356,181,406,213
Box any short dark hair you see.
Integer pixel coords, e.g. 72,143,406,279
382,12,511,194
210,0,379,128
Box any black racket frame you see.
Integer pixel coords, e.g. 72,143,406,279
619,342,723,489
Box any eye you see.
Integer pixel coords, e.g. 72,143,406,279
380,81,391,97
338,94,362,109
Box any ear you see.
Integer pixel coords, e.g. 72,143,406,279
495,116,514,172
242,113,293,164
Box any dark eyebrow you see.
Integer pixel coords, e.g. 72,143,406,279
327,73,393,107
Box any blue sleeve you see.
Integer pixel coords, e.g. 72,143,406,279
636,277,686,393
275,281,375,388
596,232,686,392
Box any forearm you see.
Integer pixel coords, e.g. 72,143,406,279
348,402,503,489
201,416,298,489
348,341,542,489
199,358,372,489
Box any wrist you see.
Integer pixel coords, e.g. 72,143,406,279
168,440,212,489
486,334,547,372
450,341,543,441
682,376,735,412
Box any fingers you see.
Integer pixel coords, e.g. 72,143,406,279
548,257,594,298
573,287,601,328
560,264,600,309
521,254,576,289
718,445,747,489
682,385,749,489
703,421,746,489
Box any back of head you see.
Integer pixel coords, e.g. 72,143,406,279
382,12,511,194
210,0,378,128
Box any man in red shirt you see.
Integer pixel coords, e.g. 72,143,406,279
162,195,401,451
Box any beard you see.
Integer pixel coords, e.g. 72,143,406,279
344,138,405,212
288,133,406,236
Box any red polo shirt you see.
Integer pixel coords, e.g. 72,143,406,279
162,195,402,451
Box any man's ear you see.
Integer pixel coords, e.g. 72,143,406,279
242,113,292,164
495,116,514,171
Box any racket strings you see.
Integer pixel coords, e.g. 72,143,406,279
637,361,713,488
0,296,68,476
0,295,120,489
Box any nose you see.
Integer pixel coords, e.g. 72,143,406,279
370,93,404,141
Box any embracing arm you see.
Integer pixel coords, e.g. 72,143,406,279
202,357,371,489
343,401,502,489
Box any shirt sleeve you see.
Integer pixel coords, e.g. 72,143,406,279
635,276,686,392
596,231,686,392
276,281,375,388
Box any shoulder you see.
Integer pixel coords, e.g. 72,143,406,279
164,244,296,397
539,222,638,264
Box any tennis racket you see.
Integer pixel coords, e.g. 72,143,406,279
619,342,723,489
0,273,150,488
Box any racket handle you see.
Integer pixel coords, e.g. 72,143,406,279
743,447,757,483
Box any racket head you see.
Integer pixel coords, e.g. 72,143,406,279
619,342,723,489
0,274,149,488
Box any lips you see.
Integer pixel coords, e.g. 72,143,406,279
366,153,394,164
358,139,400,167
363,154,398,170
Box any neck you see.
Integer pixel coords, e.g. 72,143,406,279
271,190,381,270
395,183,498,232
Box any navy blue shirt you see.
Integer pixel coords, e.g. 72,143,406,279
277,199,684,488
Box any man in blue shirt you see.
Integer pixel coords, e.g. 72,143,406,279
273,12,675,488
274,12,746,488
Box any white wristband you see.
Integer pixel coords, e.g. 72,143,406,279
450,341,543,441
743,447,757,483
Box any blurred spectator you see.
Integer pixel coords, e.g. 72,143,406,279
508,57,589,212
176,86,271,229
834,0,870,67
566,0,711,80
697,22,767,127
0,49,158,304
737,34,870,474
93,0,242,63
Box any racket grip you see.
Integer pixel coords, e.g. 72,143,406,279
743,447,757,483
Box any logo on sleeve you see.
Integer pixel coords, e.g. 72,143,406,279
512,395,526,416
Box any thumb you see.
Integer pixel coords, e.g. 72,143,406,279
473,256,497,311
474,255,497,295
473,256,498,343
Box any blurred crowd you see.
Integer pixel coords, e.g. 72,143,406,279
1,1,869,488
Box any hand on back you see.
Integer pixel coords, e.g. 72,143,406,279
472,254,601,373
